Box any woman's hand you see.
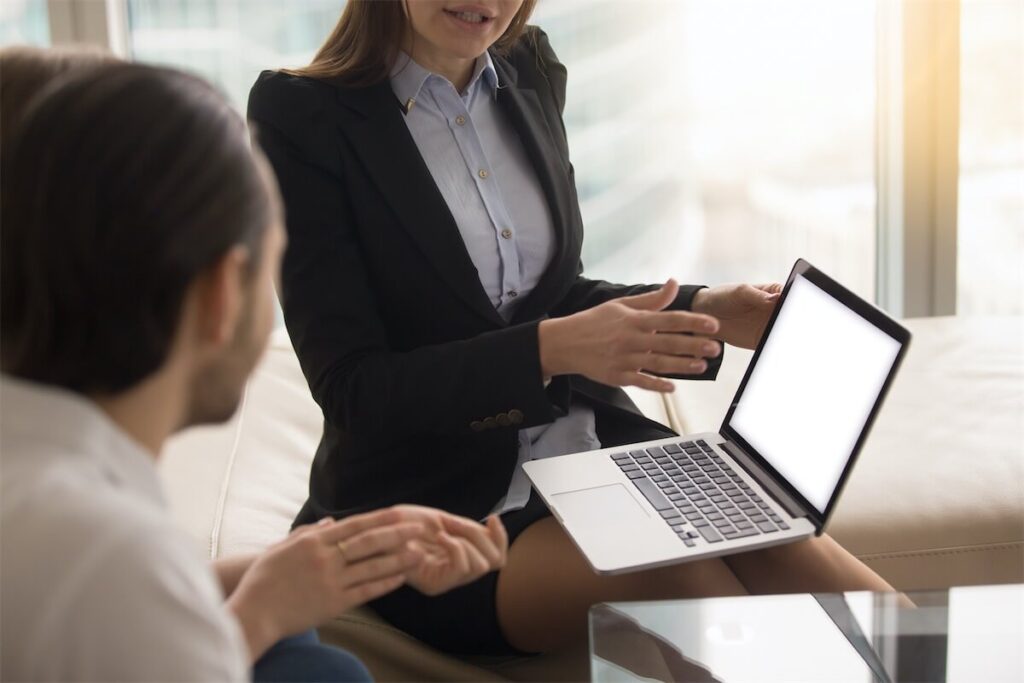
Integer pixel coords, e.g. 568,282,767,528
690,283,782,349
225,509,428,661
386,506,509,596
538,280,722,393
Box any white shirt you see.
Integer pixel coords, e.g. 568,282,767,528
391,54,602,514
0,376,249,682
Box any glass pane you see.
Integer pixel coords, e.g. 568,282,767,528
128,0,877,298
534,0,877,299
127,0,341,111
0,0,50,47
957,0,1024,315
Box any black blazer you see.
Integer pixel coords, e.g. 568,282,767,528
248,27,722,525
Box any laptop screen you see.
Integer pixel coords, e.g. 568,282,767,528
725,272,904,515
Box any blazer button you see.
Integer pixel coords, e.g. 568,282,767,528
508,409,524,425
496,413,511,427
470,421,485,432
483,417,497,430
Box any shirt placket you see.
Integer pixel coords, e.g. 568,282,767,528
430,81,523,317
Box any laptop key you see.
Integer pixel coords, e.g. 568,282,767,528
777,521,790,530
668,493,686,502
620,464,640,473
663,443,683,455
732,528,761,538
696,525,723,543
657,481,675,490
660,509,682,520
711,494,728,503
712,518,731,529
693,519,710,527
757,520,778,533
684,512,703,521
721,528,740,539
626,471,647,480
647,446,668,458
736,521,754,530
683,538,697,548
728,513,746,523
678,504,696,513
750,514,768,524
611,453,631,462
633,477,673,511
706,511,724,520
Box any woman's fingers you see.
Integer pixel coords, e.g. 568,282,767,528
629,352,708,377
619,371,675,393
634,310,719,335
618,280,679,312
333,522,427,563
644,332,720,359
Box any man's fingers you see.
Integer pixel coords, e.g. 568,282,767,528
439,515,503,568
335,522,428,563
486,515,509,563
340,547,422,588
319,508,405,544
633,310,719,335
618,280,679,312
340,573,406,608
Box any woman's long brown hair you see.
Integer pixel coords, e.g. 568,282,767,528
285,0,538,85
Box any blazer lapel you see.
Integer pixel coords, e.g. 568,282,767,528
333,82,505,327
490,55,579,325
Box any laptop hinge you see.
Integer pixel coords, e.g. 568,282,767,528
719,440,810,520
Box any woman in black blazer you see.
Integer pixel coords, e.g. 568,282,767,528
249,0,896,656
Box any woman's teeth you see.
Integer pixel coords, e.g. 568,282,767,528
446,10,488,24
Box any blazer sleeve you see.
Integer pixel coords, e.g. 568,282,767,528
531,30,722,380
248,73,564,440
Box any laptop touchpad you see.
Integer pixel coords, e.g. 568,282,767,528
552,484,650,529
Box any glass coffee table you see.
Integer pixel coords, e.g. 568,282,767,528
590,584,1023,682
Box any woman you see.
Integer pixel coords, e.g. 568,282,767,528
1,52,506,681
248,0,895,656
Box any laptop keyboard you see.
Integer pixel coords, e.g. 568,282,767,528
611,440,790,548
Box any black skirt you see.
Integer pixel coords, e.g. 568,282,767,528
368,414,675,656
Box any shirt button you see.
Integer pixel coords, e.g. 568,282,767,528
507,290,518,298
478,169,489,179
501,228,513,239
455,115,466,126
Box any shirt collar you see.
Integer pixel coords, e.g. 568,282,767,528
390,51,498,112
0,375,166,506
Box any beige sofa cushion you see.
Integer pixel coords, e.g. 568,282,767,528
665,315,1024,590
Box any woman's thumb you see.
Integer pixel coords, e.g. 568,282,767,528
620,279,679,311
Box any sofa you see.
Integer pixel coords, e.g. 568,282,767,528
159,316,1023,681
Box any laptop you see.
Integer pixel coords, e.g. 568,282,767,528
524,259,911,574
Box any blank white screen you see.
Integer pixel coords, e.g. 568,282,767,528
728,275,902,513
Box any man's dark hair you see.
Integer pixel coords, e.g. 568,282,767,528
1,62,271,394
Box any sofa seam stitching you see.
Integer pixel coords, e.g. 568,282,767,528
858,541,1024,561
208,382,249,559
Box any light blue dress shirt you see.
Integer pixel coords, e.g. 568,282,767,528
390,53,601,514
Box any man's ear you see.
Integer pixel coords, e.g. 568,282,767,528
193,245,251,349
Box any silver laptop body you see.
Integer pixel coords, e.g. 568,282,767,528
524,260,911,575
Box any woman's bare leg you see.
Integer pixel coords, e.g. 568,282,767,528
495,517,748,654
496,522,895,653
721,533,896,594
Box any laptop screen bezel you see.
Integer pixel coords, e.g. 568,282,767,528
719,259,912,532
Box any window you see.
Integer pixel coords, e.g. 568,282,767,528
536,0,877,299
957,0,1024,315
127,0,338,110
0,0,50,46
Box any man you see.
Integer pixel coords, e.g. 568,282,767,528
0,57,506,681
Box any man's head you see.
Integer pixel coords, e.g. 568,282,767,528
1,61,285,427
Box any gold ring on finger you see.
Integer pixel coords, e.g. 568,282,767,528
336,541,349,563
